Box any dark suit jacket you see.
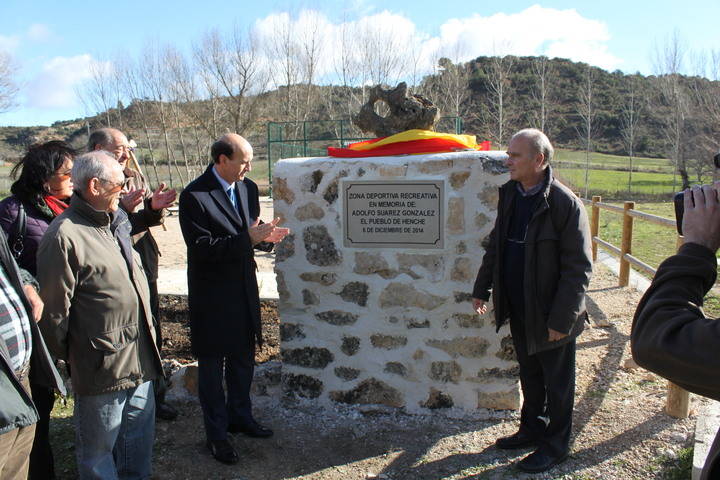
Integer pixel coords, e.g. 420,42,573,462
179,164,269,356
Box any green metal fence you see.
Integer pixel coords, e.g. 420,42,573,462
266,117,464,189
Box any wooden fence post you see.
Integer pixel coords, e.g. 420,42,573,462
590,195,601,262
618,201,635,287
666,233,691,418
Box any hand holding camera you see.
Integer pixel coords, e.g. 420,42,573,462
678,182,720,253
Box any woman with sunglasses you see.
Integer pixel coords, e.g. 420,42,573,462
0,139,76,480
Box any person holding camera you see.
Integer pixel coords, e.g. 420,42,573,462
632,166,720,480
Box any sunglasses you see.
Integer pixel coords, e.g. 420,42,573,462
100,177,131,192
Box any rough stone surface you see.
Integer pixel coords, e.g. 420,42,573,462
272,177,295,204
450,171,471,189
280,323,306,341
406,318,431,329
352,82,439,137
282,373,323,399
282,347,334,369
323,170,348,205
276,271,289,302
334,367,360,381
477,389,520,410
299,170,324,193
354,252,397,279
275,233,295,263
418,159,453,174
396,254,444,281
251,361,282,396
370,334,408,350
421,388,454,409
379,283,445,311
450,257,474,282
454,291,473,303
479,156,508,175
478,184,499,205
341,336,361,356
451,313,484,329
379,165,407,177
456,241,467,254
299,272,337,286
315,310,358,326
302,289,319,306
303,225,342,266
477,366,520,381
429,361,462,383
475,212,491,230
338,282,369,306
412,350,425,361
447,198,465,234
295,202,325,221
329,378,404,407
426,337,490,358
384,362,407,377
496,335,516,361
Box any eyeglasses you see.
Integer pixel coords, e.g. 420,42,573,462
100,177,130,192
54,170,72,180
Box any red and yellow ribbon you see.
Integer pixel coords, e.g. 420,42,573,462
327,129,491,157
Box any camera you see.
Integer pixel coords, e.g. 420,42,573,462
674,152,720,235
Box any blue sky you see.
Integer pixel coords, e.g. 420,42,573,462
0,0,718,127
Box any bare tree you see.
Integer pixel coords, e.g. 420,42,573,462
620,76,643,193
576,64,598,199
195,27,267,135
530,55,556,134
86,56,115,126
264,13,301,120
652,31,690,190
483,51,515,147
0,52,19,114
117,55,160,184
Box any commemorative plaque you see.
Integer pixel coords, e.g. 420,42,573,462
342,180,444,249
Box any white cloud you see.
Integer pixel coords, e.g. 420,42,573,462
250,5,622,89
0,35,20,53
25,55,96,109
27,24,52,42
433,5,622,70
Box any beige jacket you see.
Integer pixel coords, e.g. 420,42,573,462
37,195,161,396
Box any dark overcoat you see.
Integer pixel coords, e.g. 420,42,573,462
178,165,268,356
472,167,593,355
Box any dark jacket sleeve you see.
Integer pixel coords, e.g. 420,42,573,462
178,190,254,263
547,195,593,333
631,242,720,401
472,225,497,301
127,197,163,236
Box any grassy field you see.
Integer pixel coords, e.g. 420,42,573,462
554,149,672,171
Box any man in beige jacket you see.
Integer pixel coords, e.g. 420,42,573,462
37,151,162,480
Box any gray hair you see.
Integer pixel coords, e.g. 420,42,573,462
72,151,117,192
87,128,116,152
511,128,554,165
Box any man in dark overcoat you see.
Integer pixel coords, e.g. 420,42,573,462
472,128,592,473
178,133,288,465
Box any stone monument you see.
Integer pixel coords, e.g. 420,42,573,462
272,149,520,413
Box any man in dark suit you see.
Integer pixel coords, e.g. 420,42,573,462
179,133,288,465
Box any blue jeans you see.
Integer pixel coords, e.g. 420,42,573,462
74,381,155,480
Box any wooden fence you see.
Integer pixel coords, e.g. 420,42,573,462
583,195,690,419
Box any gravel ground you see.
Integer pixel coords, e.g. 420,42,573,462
148,263,702,480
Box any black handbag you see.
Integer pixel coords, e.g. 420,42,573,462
10,202,27,260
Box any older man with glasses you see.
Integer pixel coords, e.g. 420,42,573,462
37,151,163,479
88,128,178,421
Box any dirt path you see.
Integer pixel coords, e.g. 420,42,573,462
149,249,700,479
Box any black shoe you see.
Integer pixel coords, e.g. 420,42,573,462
206,439,239,465
156,401,179,421
517,449,568,473
228,420,274,438
496,430,537,450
